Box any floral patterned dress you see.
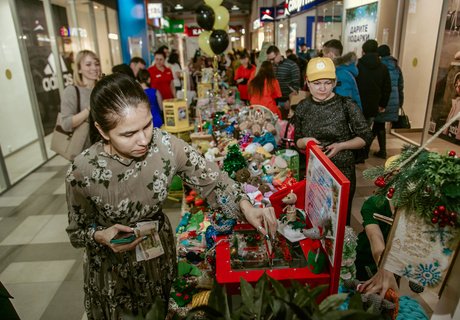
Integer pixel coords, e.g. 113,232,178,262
66,128,248,319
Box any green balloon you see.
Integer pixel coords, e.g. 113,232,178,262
213,6,229,30
198,31,214,57
204,0,223,8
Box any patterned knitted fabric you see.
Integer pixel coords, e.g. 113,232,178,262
396,296,428,320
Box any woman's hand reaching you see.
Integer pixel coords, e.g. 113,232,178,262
358,268,399,298
240,200,278,239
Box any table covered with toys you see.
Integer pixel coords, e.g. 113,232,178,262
164,90,352,316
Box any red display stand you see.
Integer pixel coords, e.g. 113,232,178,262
215,142,350,296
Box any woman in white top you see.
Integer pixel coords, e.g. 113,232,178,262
168,52,182,92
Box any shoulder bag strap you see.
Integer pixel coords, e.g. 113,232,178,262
341,96,354,135
75,86,81,113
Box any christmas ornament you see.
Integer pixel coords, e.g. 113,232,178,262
223,144,247,177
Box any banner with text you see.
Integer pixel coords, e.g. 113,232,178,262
343,2,378,56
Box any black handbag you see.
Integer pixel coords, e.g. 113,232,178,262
392,108,411,129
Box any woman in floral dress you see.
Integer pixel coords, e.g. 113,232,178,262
65,73,277,319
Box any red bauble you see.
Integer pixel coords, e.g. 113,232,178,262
448,150,456,157
386,192,394,199
431,217,439,224
438,205,446,213
185,195,195,204
450,212,457,220
389,187,395,193
433,209,440,216
194,198,205,206
374,177,386,188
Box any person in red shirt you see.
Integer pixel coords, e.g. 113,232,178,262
248,61,282,119
234,52,256,103
148,50,175,100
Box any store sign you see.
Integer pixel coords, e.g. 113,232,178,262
253,19,262,29
162,17,184,33
276,2,288,20
343,2,378,55
147,3,163,19
285,0,328,15
260,7,275,22
185,26,204,37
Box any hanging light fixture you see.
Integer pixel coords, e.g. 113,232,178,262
231,5,239,11
175,4,183,10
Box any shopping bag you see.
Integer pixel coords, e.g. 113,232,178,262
50,115,89,161
392,108,411,129
50,86,89,160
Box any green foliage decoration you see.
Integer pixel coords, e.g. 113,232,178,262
363,145,460,225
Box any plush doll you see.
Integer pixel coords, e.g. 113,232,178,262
204,147,220,162
248,160,263,177
282,190,298,222
235,168,251,183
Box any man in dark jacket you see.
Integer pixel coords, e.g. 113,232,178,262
356,40,391,159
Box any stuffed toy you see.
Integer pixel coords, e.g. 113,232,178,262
282,190,298,222
235,168,251,183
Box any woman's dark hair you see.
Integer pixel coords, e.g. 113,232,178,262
168,52,181,68
248,61,276,97
137,69,150,86
89,73,149,143
154,50,165,58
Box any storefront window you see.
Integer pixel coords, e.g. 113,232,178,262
107,7,122,67
264,23,274,44
429,3,460,147
0,0,121,192
277,19,289,53
315,1,343,49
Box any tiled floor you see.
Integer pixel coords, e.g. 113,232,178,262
0,132,455,319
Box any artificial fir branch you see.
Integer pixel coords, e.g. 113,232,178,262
363,144,460,227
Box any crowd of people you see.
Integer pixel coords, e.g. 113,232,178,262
61,39,406,318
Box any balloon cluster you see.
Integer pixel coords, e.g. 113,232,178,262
196,0,230,56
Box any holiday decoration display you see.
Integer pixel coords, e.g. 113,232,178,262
222,144,247,177
364,144,460,294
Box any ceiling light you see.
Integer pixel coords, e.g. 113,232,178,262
174,4,183,10
231,5,239,11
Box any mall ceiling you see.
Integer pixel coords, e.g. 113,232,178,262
161,0,252,16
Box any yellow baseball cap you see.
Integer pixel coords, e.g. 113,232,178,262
306,57,336,81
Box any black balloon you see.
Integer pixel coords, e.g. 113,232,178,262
210,30,229,55
196,5,215,30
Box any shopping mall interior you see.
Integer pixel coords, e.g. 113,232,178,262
0,0,459,319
